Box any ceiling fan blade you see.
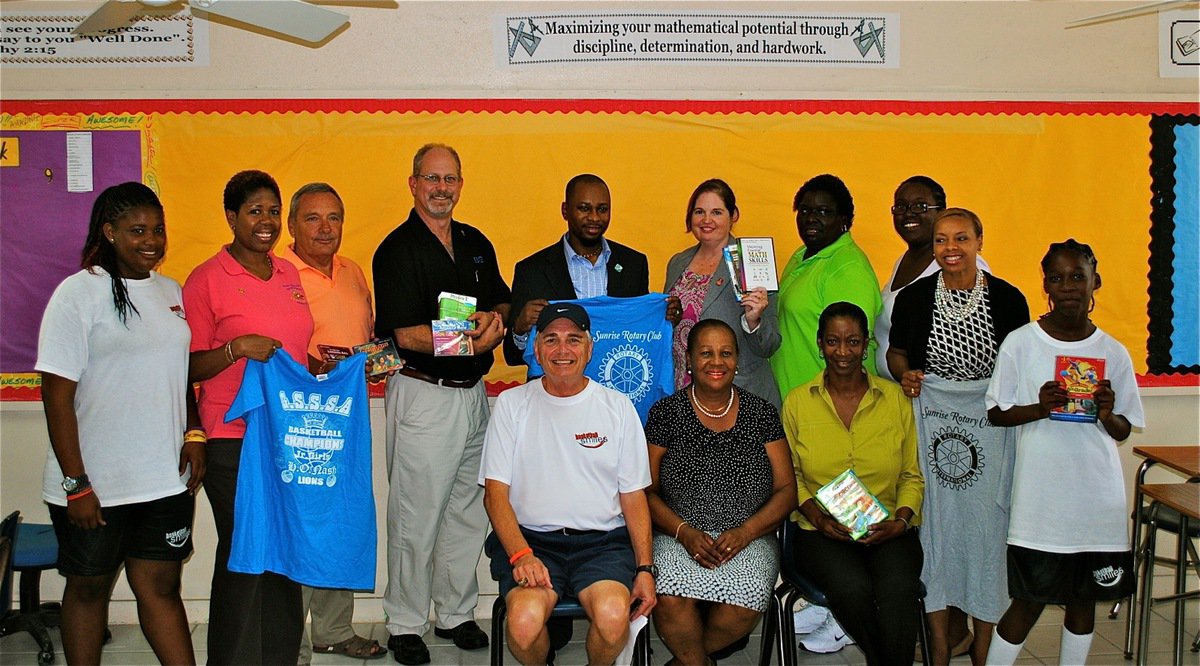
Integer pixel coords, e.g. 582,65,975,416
1066,0,1196,28
74,0,145,35
191,0,349,43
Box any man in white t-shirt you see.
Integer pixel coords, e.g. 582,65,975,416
480,302,656,666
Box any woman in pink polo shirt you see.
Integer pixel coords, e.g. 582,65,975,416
182,170,314,665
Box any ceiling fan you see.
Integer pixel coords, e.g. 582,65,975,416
73,0,376,44
1066,0,1197,28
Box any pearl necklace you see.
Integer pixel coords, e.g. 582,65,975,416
934,270,985,323
690,384,735,419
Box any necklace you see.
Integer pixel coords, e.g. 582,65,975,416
690,384,735,419
578,247,602,260
934,270,985,322
227,245,273,277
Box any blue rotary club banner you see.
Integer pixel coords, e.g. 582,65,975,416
524,293,674,423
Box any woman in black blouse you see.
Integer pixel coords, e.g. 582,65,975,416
888,208,1029,665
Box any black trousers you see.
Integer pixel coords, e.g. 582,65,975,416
205,439,304,666
793,527,923,666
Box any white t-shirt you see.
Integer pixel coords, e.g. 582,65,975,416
479,378,651,532
985,322,1145,553
876,255,990,378
37,269,191,507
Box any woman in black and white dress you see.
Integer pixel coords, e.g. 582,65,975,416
645,319,797,665
888,208,1029,665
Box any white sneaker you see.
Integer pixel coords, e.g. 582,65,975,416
793,603,830,634
798,613,852,654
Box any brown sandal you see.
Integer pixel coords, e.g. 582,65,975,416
312,634,388,660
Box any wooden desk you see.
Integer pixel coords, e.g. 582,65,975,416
1134,446,1200,479
1121,447,1200,657
1136,483,1199,666
1141,483,1200,520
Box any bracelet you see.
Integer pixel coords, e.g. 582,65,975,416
896,515,911,531
66,486,94,501
508,546,533,566
673,520,688,541
184,428,207,444
224,340,236,364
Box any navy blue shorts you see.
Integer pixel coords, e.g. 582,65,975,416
1007,544,1134,604
486,526,635,599
49,490,195,577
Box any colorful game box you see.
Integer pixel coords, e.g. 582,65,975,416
815,469,890,540
353,338,404,376
1050,355,1106,423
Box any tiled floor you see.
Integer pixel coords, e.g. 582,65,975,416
0,600,1193,665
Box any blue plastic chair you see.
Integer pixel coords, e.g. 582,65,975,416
490,593,650,665
0,514,61,665
757,520,931,666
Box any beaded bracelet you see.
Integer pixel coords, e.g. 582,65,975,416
508,547,532,565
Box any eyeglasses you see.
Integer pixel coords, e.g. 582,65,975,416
416,173,461,186
891,202,943,215
796,206,838,218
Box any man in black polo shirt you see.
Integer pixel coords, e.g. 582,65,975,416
372,143,512,665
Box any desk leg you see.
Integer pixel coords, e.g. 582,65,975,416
1137,504,1159,666
1124,459,1155,658
1173,515,1188,666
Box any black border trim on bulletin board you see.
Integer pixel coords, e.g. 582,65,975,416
1147,113,1200,377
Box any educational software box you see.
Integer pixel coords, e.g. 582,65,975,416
1050,355,1106,423
814,469,890,540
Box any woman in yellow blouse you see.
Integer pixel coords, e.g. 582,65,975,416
782,301,925,665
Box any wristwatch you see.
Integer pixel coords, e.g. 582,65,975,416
634,564,658,580
61,473,90,494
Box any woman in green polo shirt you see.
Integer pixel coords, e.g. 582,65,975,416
770,175,881,401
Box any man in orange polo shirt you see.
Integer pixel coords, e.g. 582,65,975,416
279,182,387,662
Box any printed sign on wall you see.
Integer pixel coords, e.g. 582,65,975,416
497,12,898,67
1,10,208,67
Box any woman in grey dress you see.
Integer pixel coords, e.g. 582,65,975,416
646,319,797,665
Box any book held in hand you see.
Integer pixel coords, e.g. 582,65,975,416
736,237,779,292
353,338,404,376
1049,355,1106,423
815,469,890,540
724,237,779,301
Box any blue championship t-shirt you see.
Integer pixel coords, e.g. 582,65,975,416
524,293,673,423
225,351,376,590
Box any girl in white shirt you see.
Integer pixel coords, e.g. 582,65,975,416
984,240,1144,666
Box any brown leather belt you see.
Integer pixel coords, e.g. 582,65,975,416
398,366,480,389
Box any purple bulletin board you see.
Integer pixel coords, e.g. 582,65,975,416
0,130,142,373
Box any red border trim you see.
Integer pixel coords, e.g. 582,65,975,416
3,99,1198,116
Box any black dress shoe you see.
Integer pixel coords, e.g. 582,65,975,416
709,633,750,660
547,616,573,650
433,620,490,650
388,634,431,665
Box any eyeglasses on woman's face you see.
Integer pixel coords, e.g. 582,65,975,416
890,202,943,215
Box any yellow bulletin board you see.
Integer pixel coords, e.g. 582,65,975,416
2,99,1196,397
